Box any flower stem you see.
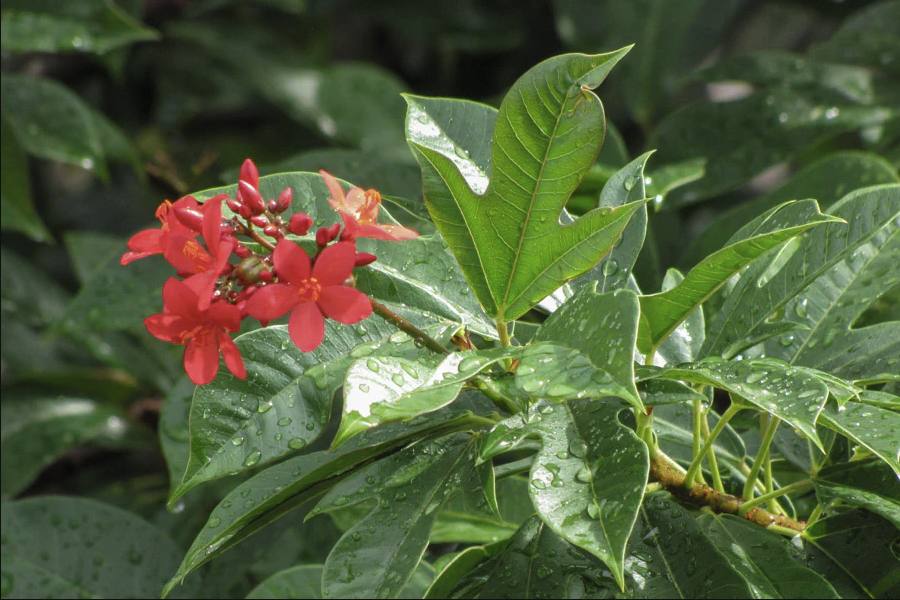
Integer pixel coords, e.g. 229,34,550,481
369,299,449,355
470,377,523,415
243,223,277,252
743,415,781,502
700,404,725,493
683,403,742,488
692,399,707,485
496,318,511,348
738,479,813,517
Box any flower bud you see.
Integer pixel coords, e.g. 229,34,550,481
239,158,259,190
173,206,204,231
234,244,251,258
250,215,269,228
354,253,377,267
226,197,242,214
268,200,279,213
258,269,273,283
239,204,252,219
316,223,341,246
263,225,279,237
239,181,266,215
288,213,313,236
276,188,292,213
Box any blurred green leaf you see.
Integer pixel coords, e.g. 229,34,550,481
246,565,323,599
0,115,49,242
814,460,900,528
809,1,900,76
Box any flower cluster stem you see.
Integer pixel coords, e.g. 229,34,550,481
369,298,450,354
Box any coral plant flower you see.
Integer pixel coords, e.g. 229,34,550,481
120,196,205,265
246,240,372,352
320,170,418,241
145,278,246,385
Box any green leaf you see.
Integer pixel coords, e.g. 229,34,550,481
246,565,323,599
638,493,753,598
763,203,900,382
334,347,517,448
814,460,900,528
698,513,839,598
802,510,900,599
431,476,531,544
406,49,650,322
166,411,477,592
817,400,900,475
0,391,131,500
0,73,139,179
1,114,49,242
1,1,159,55
637,200,843,354
856,390,900,411
531,286,642,408
655,268,705,365
482,400,649,588
159,377,195,498
809,1,900,76
703,185,900,358
311,434,479,600
1,496,199,599
639,378,707,406
469,516,619,599
171,318,455,505
645,358,829,450
682,151,899,276
650,90,894,207
425,541,508,599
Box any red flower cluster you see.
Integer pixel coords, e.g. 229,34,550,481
123,160,418,385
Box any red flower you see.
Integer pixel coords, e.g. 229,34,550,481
120,196,205,265
246,240,372,352
161,196,233,310
145,278,246,385
320,170,418,241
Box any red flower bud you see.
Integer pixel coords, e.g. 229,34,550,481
239,181,266,215
268,199,279,213
288,213,313,236
239,158,259,190
234,244,252,258
276,188,293,212
239,204,252,219
250,215,269,228
316,223,342,247
354,253,377,267
258,269,274,283
173,206,204,231
263,225,279,237
226,197,242,214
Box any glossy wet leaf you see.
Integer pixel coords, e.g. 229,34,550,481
682,151,899,276
1,0,159,55
698,513,839,598
817,400,900,475
171,319,455,505
639,378,707,406
1,391,131,500
0,114,48,242
646,357,829,449
166,412,477,591
335,347,518,448
466,516,618,599
311,434,479,600
638,493,753,598
763,201,900,382
703,185,900,359
531,286,641,408
0,73,139,179
1,496,199,599
814,460,900,528
431,476,531,544
655,268,705,365
637,200,842,354
801,510,900,599
406,49,650,322
855,390,900,411
482,400,648,588
425,541,508,599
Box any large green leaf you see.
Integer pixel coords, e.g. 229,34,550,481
814,460,900,528
655,268,705,365
698,513,839,598
426,541,508,599
809,1,900,76
171,318,455,505
431,476,532,545
166,411,477,592
0,73,139,179
683,151,899,268
531,286,641,408
0,114,48,242
637,493,753,598
334,346,518,448
310,434,480,599
481,400,648,589
1,496,199,599
763,204,900,382
649,90,894,207
0,0,158,55
802,510,900,599
244,563,433,600
645,358,829,449
703,185,900,358
406,50,650,322
817,400,900,475
637,200,843,354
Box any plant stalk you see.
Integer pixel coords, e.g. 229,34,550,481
737,479,813,517
743,415,781,502
683,403,742,488
369,299,450,355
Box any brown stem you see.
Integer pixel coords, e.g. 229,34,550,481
246,225,277,252
369,299,449,355
650,454,805,533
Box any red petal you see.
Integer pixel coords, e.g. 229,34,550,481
144,314,192,343
354,223,419,241
184,334,220,385
312,241,355,286
162,233,213,274
121,250,152,265
344,187,368,215
209,301,243,332
318,286,372,324
289,302,325,352
202,196,223,252
273,239,310,284
126,228,164,253
246,283,299,321
184,271,218,311
162,278,202,319
320,170,347,212
378,224,419,240
217,330,246,379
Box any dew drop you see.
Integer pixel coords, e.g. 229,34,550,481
243,450,262,467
